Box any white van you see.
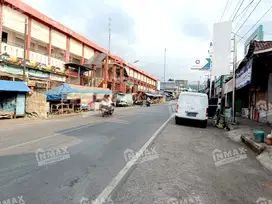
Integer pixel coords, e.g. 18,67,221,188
175,92,208,128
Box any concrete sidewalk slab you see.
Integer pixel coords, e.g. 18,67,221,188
223,117,272,172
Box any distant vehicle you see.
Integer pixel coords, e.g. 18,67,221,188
175,92,208,128
116,93,133,107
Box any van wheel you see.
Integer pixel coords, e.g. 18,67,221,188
175,117,181,125
200,120,207,128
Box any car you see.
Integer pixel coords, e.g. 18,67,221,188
175,92,208,128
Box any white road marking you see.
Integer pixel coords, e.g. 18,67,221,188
0,123,96,152
91,113,175,204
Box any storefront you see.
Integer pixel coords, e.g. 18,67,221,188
235,58,252,117
0,80,30,118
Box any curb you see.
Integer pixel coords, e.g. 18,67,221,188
240,134,266,154
92,114,175,204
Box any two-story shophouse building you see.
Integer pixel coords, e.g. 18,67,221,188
0,0,157,93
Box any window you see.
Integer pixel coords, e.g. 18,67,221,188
2,32,8,43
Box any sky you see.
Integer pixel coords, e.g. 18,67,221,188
22,0,272,84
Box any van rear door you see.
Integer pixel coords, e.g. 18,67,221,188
178,94,208,120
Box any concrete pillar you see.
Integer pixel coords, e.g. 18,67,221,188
112,64,116,92
103,56,109,85
48,27,52,65
120,67,123,92
26,17,32,60
65,37,70,63
81,44,84,65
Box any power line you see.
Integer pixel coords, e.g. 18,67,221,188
238,4,272,42
233,0,255,30
234,0,262,35
233,0,255,21
231,0,245,21
220,0,231,21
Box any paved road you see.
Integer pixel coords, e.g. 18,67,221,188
113,117,272,204
0,104,174,204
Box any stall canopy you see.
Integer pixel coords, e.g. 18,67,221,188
45,83,112,100
0,80,30,92
146,93,163,97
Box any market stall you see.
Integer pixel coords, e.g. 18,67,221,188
45,83,112,114
0,80,30,118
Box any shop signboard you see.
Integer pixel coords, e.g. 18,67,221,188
28,69,49,79
223,78,233,94
3,65,24,75
50,74,66,82
244,25,263,55
236,59,252,90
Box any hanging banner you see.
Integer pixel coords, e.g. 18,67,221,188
50,74,66,82
223,78,233,94
236,59,252,90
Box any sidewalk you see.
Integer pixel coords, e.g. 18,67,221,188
225,117,272,171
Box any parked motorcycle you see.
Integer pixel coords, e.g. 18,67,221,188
100,103,114,117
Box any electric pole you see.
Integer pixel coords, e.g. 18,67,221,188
232,35,237,123
23,18,27,82
164,48,166,83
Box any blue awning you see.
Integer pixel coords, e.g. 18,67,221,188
0,80,30,92
45,83,112,100
146,93,163,97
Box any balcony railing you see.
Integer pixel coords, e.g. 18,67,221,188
51,57,65,68
29,51,48,65
1,43,24,58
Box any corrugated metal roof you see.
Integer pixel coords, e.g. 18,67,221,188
0,80,30,92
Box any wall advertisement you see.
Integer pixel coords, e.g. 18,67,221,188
236,59,252,90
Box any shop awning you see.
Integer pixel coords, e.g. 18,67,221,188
45,83,112,100
146,93,163,97
0,80,30,92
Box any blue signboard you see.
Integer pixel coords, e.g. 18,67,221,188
236,59,252,89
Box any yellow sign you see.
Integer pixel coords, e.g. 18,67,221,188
103,83,107,88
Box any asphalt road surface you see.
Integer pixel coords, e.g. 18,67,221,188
113,115,272,204
0,104,173,204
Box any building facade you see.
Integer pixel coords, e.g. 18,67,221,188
0,0,157,93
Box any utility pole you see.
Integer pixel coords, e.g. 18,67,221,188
23,18,27,82
197,80,200,92
232,35,237,123
164,48,166,83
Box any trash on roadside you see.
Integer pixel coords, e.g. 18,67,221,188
265,130,272,145
253,130,265,143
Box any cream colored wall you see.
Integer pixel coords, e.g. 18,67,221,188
84,46,94,59
31,20,49,43
2,5,27,34
70,38,82,56
51,29,66,50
